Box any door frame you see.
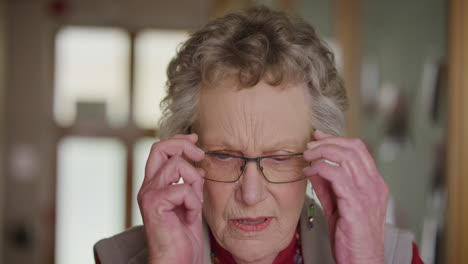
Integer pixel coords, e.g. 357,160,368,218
447,0,468,263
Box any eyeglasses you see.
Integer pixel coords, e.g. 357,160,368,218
198,152,308,184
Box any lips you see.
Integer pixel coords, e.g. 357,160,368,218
230,217,273,232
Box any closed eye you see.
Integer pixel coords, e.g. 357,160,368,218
263,154,302,165
216,154,232,160
205,152,238,162
272,157,291,161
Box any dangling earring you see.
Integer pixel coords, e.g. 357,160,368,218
307,189,316,229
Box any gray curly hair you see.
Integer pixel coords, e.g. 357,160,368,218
157,6,348,139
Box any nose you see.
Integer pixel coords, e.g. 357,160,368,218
236,161,267,206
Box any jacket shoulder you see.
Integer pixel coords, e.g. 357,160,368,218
384,224,416,264
94,226,148,264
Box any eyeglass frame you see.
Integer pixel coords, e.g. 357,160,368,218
200,152,308,184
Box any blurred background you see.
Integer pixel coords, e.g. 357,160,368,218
0,0,467,263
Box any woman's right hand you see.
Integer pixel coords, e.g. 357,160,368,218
137,134,206,264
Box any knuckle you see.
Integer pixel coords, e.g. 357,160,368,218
314,160,328,171
169,154,183,163
138,190,165,214
150,141,163,152
137,186,161,205
376,180,390,198
137,194,143,206
344,148,354,157
180,183,191,194
167,155,187,170
354,138,369,152
137,191,151,207
350,138,363,147
172,184,190,198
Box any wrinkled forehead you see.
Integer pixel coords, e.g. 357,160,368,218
194,79,314,154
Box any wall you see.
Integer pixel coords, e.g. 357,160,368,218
299,0,335,39
359,0,447,244
4,2,54,262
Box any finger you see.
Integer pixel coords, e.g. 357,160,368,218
303,159,357,200
144,137,205,182
308,133,378,177
303,161,362,222
147,184,202,225
303,144,371,187
152,156,204,198
172,133,198,144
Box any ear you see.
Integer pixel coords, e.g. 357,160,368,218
309,127,317,141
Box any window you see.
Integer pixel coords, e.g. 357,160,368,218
132,138,154,225
134,30,189,129
54,27,130,127
55,137,126,264
54,26,188,264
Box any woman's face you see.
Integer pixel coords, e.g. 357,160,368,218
196,79,313,263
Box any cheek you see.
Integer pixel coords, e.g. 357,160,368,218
273,181,307,222
202,182,233,226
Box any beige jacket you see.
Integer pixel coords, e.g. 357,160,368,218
95,197,415,264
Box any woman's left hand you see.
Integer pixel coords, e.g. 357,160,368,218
303,130,389,264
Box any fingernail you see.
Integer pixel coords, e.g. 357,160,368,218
324,159,340,167
198,188,204,203
196,148,205,156
307,141,319,149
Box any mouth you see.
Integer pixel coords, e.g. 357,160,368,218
230,217,273,232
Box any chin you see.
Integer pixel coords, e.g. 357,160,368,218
227,239,278,262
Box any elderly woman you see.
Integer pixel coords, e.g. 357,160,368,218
95,7,423,264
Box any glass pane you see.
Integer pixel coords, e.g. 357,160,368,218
132,137,156,226
134,30,189,129
54,26,130,126
55,137,126,264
